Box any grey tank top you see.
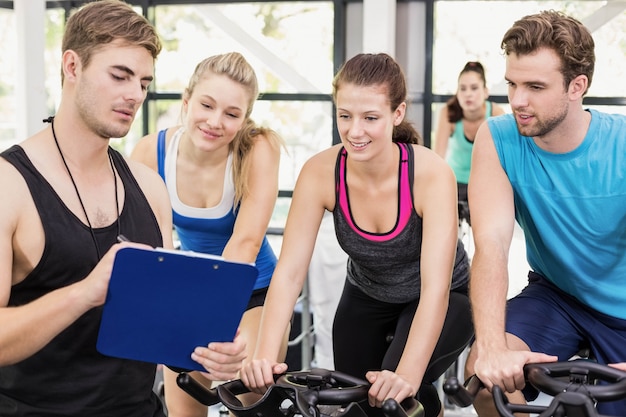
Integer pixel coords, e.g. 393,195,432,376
333,143,469,303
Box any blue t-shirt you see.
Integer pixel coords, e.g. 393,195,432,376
488,110,626,319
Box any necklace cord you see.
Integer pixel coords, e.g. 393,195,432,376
49,116,120,259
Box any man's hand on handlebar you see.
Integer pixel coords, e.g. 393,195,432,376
240,358,288,394
474,347,557,393
366,370,416,409
446,360,626,417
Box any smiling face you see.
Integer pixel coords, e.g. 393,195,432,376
71,39,154,139
505,48,570,138
182,73,250,152
335,82,405,159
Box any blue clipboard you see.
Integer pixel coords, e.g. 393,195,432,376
97,246,258,372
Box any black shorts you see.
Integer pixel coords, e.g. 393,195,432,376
246,287,268,310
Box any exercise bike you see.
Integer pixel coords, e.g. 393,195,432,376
443,359,626,417
176,367,424,417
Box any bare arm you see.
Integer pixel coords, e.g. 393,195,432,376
240,149,335,391
468,121,514,354
468,121,555,392
397,148,458,382
433,106,452,158
222,134,280,263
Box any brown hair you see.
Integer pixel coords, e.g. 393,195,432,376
446,61,487,123
61,0,162,84
332,53,422,145
501,10,595,95
184,52,284,207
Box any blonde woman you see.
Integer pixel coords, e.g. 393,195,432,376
132,52,288,417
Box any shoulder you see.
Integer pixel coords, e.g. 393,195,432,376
250,131,282,155
412,144,453,173
410,144,456,193
292,145,340,211
0,152,30,220
125,156,171,214
490,102,507,116
125,157,166,191
0,137,51,205
123,156,173,247
435,106,455,136
130,126,180,170
130,131,160,170
479,115,510,152
0,148,41,262
589,110,626,147
590,108,626,125
297,145,341,186
304,144,342,169
436,106,453,126
437,105,449,118
487,113,514,131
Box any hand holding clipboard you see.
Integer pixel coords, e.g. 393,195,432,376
97,245,258,372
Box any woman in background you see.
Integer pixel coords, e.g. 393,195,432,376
434,61,505,223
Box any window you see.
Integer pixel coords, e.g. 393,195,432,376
146,2,335,194
0,7,16,149
430,0,626,145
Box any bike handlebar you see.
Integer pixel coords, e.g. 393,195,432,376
443,360,626,417
177,368,424,417
528,361,626,400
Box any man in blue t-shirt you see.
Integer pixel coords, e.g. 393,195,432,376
464,10,626,417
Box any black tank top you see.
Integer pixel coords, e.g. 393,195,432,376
0,145,165,417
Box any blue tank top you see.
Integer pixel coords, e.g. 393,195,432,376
446,101,493,184
157,129,276,290
488,110,626,319
333,143,469,303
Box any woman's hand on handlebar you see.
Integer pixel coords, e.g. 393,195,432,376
366,370,416,409
474,347,556,393
240,357,288,395
191,329,247,381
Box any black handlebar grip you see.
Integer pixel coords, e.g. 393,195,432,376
443,375,482,408
382,398,425,417
176,372,220,406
